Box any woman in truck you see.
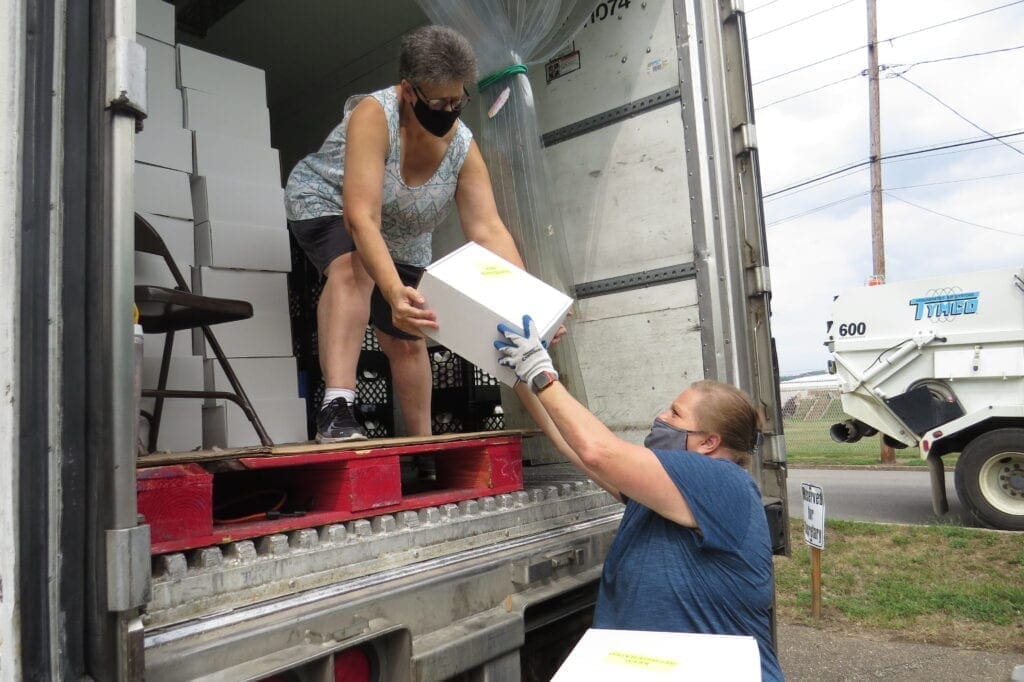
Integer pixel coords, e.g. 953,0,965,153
284,25,529,443
495,315,784,681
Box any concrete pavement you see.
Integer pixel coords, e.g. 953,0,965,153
777,622,1023,681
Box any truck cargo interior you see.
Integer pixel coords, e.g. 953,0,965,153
40,0,791,678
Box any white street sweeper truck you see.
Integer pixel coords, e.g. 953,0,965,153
826,266,1024,530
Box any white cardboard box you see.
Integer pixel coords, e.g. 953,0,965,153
204,357,299,401
190,175,287,230
141,331,196,360
192,130,282,187
135,163,193,219
552,629,761,681
192,312,293,358
138,36,182,128
191,267,293,358
203,398,307,448
136,0,174,45
140,399,203,452
195,220,291,272
136,123,193,173
142,354,203,391
177,45,268,103
135,213,193,289
183,88,272,142
417,242,573,387
193,267,290,312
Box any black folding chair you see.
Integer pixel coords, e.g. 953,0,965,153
134,213,272,450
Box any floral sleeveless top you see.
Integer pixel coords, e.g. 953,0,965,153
284,86,472,267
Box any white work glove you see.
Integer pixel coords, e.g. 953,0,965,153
494,315,558,389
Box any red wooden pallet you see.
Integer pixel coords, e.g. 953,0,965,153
138,434,523,555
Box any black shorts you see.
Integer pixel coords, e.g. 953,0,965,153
289,214,425,341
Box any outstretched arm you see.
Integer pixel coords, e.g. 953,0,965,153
496,317,698,528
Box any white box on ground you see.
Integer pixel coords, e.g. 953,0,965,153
136,123,193,173
195,220,291,272
141,398,203,452
417,241,573,387
134,213,193,289
190,175,287,230
552,629,761,681
177,44,268,104
192,130,282,187
203,398,307,448
135,163,193,219
204,357,299,401
136,0,174,45
183,88,272,142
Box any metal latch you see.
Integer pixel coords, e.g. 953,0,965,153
512,547,586,586
106,37,148,130
106,525,151,611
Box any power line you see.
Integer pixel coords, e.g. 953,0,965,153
886,169,1024,191
753,0,1024,85
764,162,1024,204
756,43,1024,110
763,130,1024,198
755,72,862,110
766,192,868,226
884,191,1024,237
745,0,785,13
749,0,856,40
893,74,1024,158
898,43,1024,70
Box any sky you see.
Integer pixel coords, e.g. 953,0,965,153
745,0,1024,375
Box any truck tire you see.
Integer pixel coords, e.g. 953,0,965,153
954,428,1024,530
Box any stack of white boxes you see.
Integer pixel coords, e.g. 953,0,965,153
134,0,306,450
135,0,205,452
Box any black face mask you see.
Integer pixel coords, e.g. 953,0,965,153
643,418,690,452
412,96,461,137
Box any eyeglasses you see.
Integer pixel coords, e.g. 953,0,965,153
412,83,471,113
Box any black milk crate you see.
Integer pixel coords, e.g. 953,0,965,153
362,325,381,352
468,364,501,403
355,402,394,439
469,400,505,431
428,345,467,392
430,394,468,435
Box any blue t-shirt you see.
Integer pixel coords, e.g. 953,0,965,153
593,449,783,681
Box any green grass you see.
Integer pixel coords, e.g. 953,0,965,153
782,419,958,467
775,519,1024,652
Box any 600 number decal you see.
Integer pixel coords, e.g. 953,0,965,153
837,322,867,337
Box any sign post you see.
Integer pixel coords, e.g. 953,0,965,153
801,483,825,619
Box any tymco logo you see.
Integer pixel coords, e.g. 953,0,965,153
908,291,979,321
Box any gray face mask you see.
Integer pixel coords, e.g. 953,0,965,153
643,417,690,452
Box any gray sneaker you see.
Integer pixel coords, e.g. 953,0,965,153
316,398,368,443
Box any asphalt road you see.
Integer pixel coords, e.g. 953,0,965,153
785,467,976,527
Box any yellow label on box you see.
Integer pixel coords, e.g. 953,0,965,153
603,650,679,671
478,262,512,277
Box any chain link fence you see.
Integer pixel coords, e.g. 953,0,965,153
781,387,887,462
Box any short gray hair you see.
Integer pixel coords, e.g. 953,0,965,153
399,25,478,86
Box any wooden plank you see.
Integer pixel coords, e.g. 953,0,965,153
137,429,536,468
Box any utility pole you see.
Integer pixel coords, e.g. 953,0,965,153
866,0,894,463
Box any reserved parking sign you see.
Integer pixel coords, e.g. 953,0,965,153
801,483,825,549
